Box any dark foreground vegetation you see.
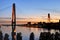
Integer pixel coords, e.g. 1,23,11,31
0,31,60,40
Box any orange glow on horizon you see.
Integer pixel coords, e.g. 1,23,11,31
0,18,59,24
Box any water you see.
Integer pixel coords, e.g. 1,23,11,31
1,26,60,40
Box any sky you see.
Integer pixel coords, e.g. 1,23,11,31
0,0,60,22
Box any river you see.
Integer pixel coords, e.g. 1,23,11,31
1,26,60,40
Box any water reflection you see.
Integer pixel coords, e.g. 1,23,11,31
1,26,59,40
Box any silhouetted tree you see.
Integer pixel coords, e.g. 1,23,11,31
4,33,9,40
17,32,22,40
29,32,34,40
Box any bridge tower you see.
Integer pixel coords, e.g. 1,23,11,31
48,13,50,23
12,3,16,40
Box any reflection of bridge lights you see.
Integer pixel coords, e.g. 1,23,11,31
14,30,16,32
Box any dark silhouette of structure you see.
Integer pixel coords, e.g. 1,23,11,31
12,3,16,40
48,13,50,23
0,31,3,40
29,32,35,40
0,25,1,28
39,32,60,40
59,20,60,23
17,32,22,40
4,33,9,40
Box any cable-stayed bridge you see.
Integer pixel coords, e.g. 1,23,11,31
0,3,60,26
0,3,60,40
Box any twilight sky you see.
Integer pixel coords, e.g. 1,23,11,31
0,0,60,22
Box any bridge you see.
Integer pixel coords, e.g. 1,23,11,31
0,3,60,40
0,3,16,40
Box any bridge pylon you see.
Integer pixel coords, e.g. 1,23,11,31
12,3,16,40
48,13,50,23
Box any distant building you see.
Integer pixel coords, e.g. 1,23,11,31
27,22,31,26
